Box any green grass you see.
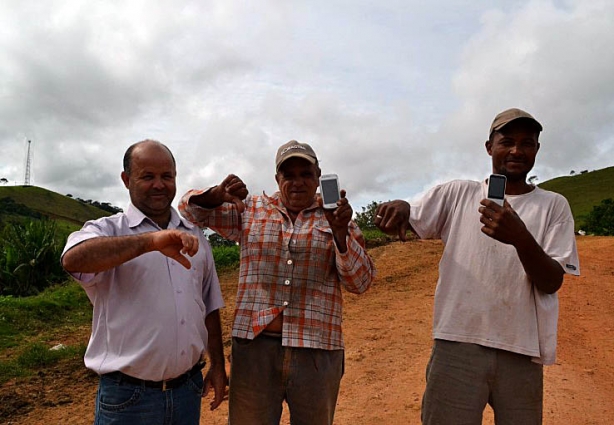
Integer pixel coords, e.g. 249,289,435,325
0,282,92,350
0,281,91,383
539,166,614,230
0,185,113,229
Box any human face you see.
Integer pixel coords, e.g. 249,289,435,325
121,142,176,228
275,157,320,214
486,121,540,183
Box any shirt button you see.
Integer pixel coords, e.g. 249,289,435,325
283,301,289,306
181,350,185,355
284,279,290,286
180,319,185,324
287,260,293,265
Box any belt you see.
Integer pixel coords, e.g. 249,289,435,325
105,361,205,391
260,331,283,339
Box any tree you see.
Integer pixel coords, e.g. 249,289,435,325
354,201,380,230
0,178,7,185
528,175,538,184
207,232,236,247
584,198,614,236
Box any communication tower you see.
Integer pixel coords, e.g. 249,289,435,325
24,139,32,186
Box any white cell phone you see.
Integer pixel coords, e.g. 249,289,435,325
320,174,340,209
487,174,507,206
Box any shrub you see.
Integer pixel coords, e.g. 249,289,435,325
0,220,67,296
212,245,240,269
584,198,614,236
355,201,381,230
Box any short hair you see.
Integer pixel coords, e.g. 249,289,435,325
123,139,176,174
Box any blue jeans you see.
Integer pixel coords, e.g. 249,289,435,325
228,334,344,425
421,340,543,425
94,370,203,425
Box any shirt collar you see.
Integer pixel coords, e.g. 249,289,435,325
126,204,195,230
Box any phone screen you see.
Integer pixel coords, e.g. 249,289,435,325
488,175,506,199
321,178,340,205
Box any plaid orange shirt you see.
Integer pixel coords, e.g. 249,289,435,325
179,190,376,350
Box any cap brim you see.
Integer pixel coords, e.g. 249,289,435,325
276,153,317,171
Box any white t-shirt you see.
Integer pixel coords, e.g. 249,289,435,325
410,180,580,365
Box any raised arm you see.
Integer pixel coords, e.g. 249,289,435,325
189,174,249,212
62,229,199,273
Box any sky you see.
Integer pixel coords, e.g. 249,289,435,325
1,0,613,214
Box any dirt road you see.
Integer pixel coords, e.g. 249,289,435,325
2,236,613,424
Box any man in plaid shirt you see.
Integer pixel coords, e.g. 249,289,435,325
179,140,376,425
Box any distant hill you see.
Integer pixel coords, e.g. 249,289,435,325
539,166,614,230
1,166,612,235
0,185,116,235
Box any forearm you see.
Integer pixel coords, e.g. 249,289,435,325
205,310,225,368
515,233,564,294
333,229,348,253
189,188,223,209
62,233,154,274
336,229,376,294
179,189,242,242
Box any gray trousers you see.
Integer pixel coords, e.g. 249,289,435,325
422,339,543,425
228,334,344,425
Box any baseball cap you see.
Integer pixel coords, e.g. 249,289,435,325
275,140,318,172
489,108,543,135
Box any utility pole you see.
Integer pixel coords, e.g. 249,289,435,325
24,139,32,186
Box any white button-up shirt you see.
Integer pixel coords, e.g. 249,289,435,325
62,204,224,381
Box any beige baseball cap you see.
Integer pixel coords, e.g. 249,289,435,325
489,108,543,135
275,140,318,172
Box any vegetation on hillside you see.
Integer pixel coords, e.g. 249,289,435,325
584,198,614,236
0,186,117,230
0,220,67,296
539,166,614,230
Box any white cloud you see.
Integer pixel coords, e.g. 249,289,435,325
0,0,612,214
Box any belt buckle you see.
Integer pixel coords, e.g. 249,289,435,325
162,380,168,392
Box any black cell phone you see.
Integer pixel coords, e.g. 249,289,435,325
487,174,506,206
319,174,340,209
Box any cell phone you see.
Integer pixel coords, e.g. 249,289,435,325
487,174,507,206
319,174,340,209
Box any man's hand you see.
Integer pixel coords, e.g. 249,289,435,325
319,189,352,252
210,174,249,213
203,363,228,410
478,199,529,245
375,200,411,241
150,230,199,269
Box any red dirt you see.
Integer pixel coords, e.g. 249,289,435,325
2,236,613,424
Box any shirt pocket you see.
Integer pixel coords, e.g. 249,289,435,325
310,225,336,271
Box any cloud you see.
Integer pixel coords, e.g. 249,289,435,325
1,0,612,214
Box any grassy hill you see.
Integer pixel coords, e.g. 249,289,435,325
1,166,612,235
0,185,115,235
539,166,614,230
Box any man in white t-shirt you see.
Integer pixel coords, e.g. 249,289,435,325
375,108,580,425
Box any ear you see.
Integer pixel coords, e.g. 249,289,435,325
536,142,541,154
121,171,130,189
485,139,493,156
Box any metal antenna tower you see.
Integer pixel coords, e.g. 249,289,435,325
24,139,32,186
